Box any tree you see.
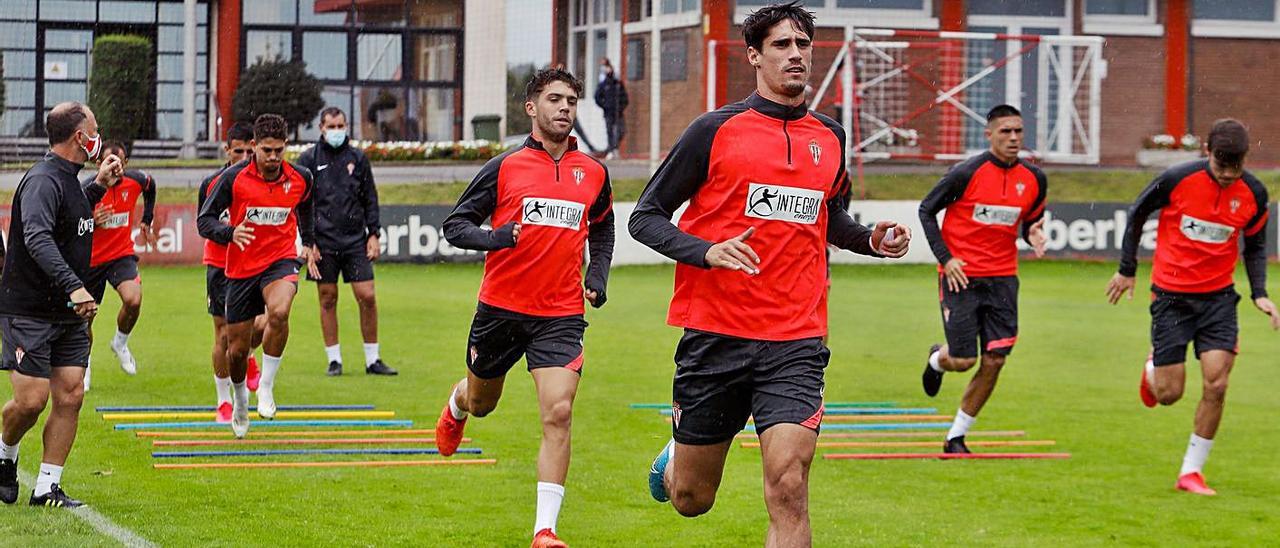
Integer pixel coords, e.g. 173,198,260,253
88,35,153,143
232,57,325,137
506,63,537,136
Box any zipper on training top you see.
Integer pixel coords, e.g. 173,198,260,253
783,119,793,166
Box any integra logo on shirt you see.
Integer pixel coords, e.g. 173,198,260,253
245,207,291,226
972,203,1021,226
1180,214,1234,244
100,212,130,229
521,197,585,230
745,183,823,224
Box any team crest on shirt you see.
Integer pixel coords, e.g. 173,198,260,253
1015,182,1026,196
348,163,356,175
469,345,478,365
671,402,682,429
1230,198,1241,214
122,190,129,201
283,182,292,194
808,140,822,166
572,167,585,185
14,347,23,364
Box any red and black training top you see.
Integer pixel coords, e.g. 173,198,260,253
918,151,1047,278
1118,159,1269,298
196,160,315,280
443,135,614,317
628,92,878,342
82,169,156,267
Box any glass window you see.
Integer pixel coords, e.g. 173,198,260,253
1085,0,1149,15
408,88,455,142
158,26,209,54
44,81,87,108
969,0,1066,16
355,2,405,26
660,29,687,82
574,0,587,26
4,80,35,108
304,32,348,80
412,33,456,83
38,0,97,22
409,0,458,27
159,1,209,24
1194,0,1275,21
245,30,292,64
156,112,208,140
0,23,36,49
42,53,87,80
243,0,296,25
300,0,351,25
0,109,36,137
626,36,645,81
683,0,699,10
662,0,678,13
592,29,608,80
300,85,354,141
156,53,183,81
157,83,183,110
836,0,924,8
45,30,94,51
357,33,402,80
352,86,406,141
99,1,157,23
4,51,37,78
0,0,36,20
593,0,607,23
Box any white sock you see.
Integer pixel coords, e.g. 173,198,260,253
0,439,18,461
233,381,250,408
112,330,130,348
534,482,565,534
214,375,233,404
947,409,976,441
363,343,380,367
325,344,341,364
83,357,91,391
34,463,62,496
1144,359,1155,387
928,351,944,372
1180,434,1214,476
261,354,282,388
448,384,468,421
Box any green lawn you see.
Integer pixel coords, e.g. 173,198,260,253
0,262,1277,546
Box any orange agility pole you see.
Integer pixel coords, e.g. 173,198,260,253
734,430,1026,440
154,459,498,470
153,437,468,447
742,440,1054,449
824,452,1071,460
135,429,435,438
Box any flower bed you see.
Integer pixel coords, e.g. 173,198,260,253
285,139,507,163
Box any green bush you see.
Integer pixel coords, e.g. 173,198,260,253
232,57,325,137
506,63,536,135
88,35,153,143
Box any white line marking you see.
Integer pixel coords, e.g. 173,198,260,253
17,469,157,548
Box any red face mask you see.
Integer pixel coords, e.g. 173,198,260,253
80,130,102,160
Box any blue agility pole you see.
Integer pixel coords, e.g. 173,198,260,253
116,420,412,430
97,405,377,412
661,408,935,417
742,423,951,433
153,447,483,458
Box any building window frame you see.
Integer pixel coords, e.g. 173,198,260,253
1192,0,1280,39
1082,0,1162,36
732,0,938,30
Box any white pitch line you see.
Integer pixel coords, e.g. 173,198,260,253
17,469,157,548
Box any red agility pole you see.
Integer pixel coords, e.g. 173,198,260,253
135,429,436,438
824,452,1070,460
152,437,466,447
743,440,1055,449
154,459,498,470
734,430,1026,440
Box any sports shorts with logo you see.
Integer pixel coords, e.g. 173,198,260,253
307,242,374,284
671,329,828,445
0,316,91,377
465,303,586,380
86,255,140,303
939,275,1019,359
206,266,228,317
1150,285,1239,367
224,258,301,323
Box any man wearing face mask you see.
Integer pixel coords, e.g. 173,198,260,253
296,108,395,377
593,58,628,159
0,102,122,508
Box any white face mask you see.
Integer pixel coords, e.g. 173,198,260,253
324,129,347,148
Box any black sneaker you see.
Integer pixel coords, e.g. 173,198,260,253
0,458,18,504
944,436,971,454
327,361,343,376
29,484,84,508
366,360,398,376
922,343,944,397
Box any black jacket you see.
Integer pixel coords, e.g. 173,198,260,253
594,75,629,118
0,152,102,322
295,138,380,250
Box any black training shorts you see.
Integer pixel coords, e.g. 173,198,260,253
939,275,1019,359
465,303,586,380
1150,285,1239,367
225,258,300,324
86,255,140,303
0,316,91,378
308,243,374,284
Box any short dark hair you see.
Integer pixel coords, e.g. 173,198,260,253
226,121,254,144
102,140,129,159
741,1,816,52
46,102,89,146
524,68,583,102
319,107,346,126
253,113,289,142
987,104,1022,123
1207,118,1249,166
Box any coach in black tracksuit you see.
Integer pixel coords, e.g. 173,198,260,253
295,107,395,377
0,102,122,509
